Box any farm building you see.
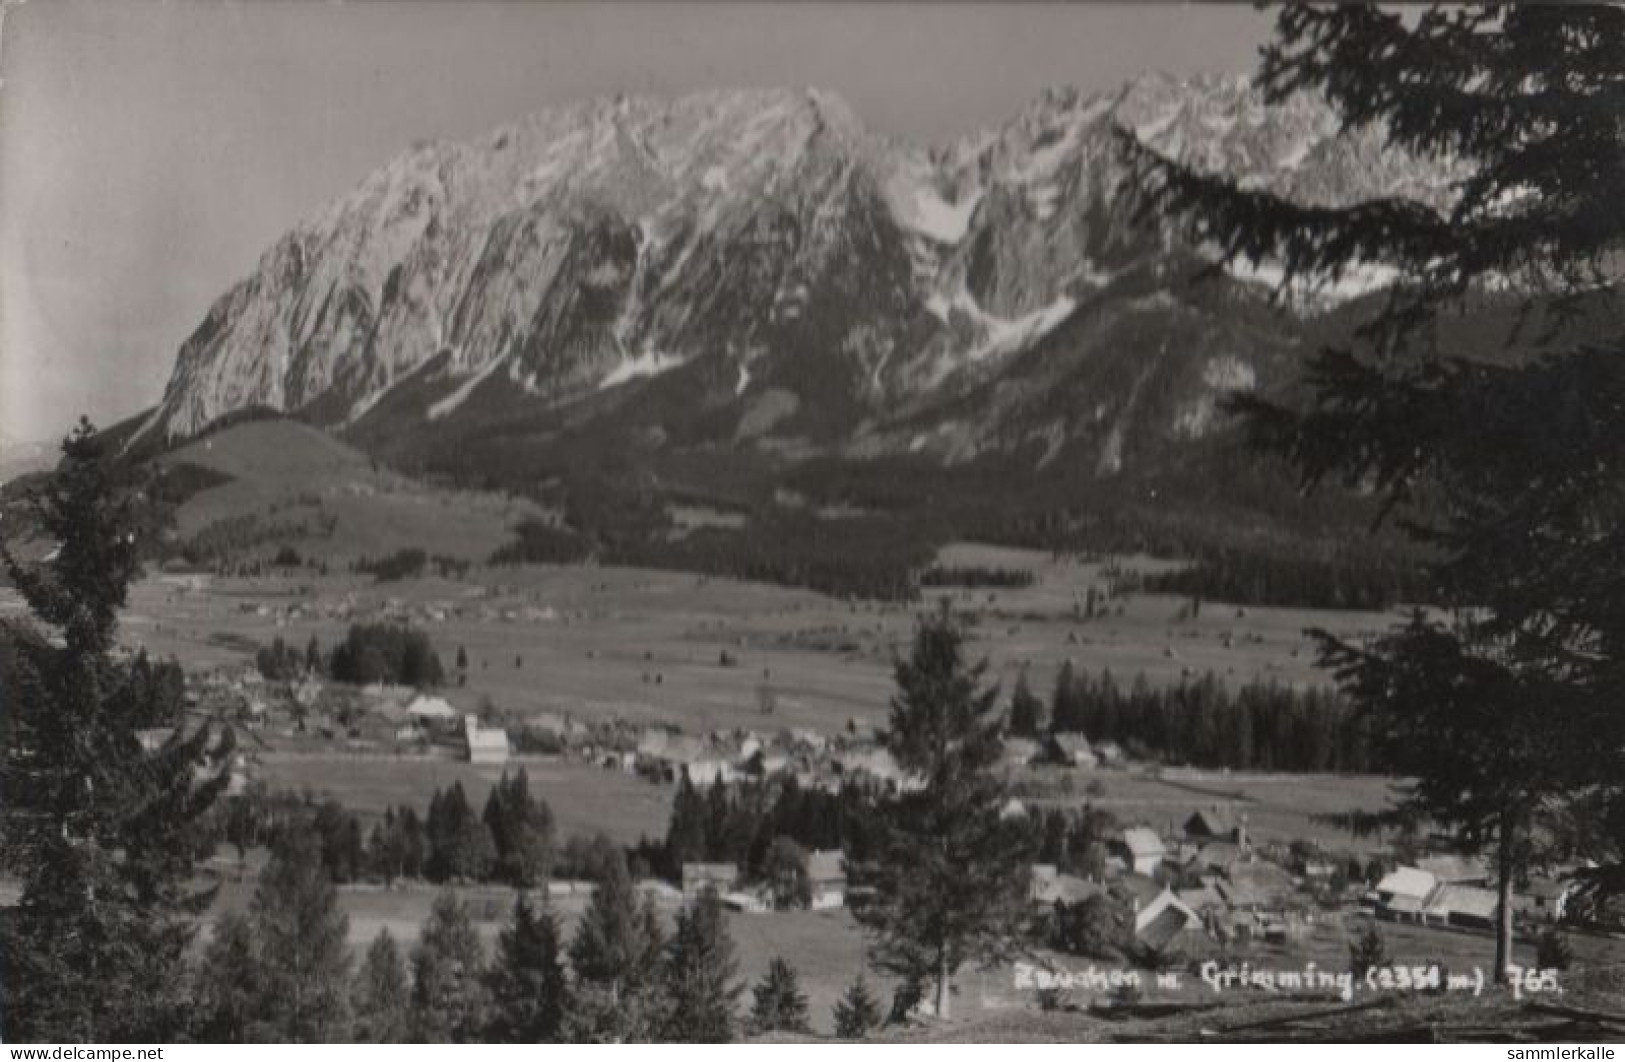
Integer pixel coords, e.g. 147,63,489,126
1044,732,1099,768
1114,827,1167,876
407,694,459,723
1031,864,1102,906
1423,884,1500,931
808,849,847,910
1176,882,1227,918
1214,860,1297,915
685,759,741,788
462,714,510,765
1415,853,1488,885
1515,877,1578,923
1111,873,1165,916
1134,888,1209,954
682,862,739,899
1183,808,1248,848
1374,866,1439,922
1185,840,1247,876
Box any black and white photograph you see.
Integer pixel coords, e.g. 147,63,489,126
3,0,1625,1046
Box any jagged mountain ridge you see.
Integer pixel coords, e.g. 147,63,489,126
143,75,1447,474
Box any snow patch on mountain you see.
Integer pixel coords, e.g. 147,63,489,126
601,350,685,389
429,355,507,420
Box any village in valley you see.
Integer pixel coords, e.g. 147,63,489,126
45,528,1613,1037
11,1,1625,1046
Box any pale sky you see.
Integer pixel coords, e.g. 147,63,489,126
0,0,1271,444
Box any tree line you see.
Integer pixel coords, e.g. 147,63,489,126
257,623,445,688
194,824,879,1042
1014,661,1374,774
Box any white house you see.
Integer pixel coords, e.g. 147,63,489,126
808,849,846,910
1374,866,1439,922
463,714,510,765
1116,827,1168,876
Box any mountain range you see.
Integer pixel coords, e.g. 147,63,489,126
106,74,1468,598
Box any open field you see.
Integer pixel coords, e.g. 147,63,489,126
98,539,1393,739
1015,765,1403,855
251,754,671,843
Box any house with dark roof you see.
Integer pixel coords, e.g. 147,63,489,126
1183,808,1248,847
1132,887,1208,955
1044,733,1099,768
1216,860,1297,914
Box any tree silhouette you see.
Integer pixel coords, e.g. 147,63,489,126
1119,3,1625,980
748,956,811,1035
0,421,231,1041
849,605,1035,1019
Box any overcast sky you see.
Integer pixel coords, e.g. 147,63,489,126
0,0,1271,444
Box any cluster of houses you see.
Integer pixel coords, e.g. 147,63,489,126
679,850,849,915
1019,806,1315,955
1368,854,1579,930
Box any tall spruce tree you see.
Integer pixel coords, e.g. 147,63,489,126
410,889,488,1042
252,829,353,1042
747,956,811,1036
485,891,569,1043
832,973,883,1039
191,911,262,1043
660,886,742,1043
1049,659,1082,734
352,929,411,1043
0,421,231,1041
1119,3,1625,980
1008,667,1045,738
482,768,557,888
565,850,666,1041
848,604,1035,1019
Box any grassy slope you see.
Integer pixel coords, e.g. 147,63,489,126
156,418,546,562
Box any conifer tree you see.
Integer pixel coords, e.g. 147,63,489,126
665,769,708,868
426,781,494,882
1118,2,1625,980
252,829,353,1042
485,892,569,1042
832,973,883,1039
0,421,231,1041
748,956,811,1036
1049,659,1082,734
192,911,263,1043
1008,667,1045,738
410,889,488,1043
566,850,666,1041
352,929,410,1043
482,768,557,888
848,604,1036,1020
660,886,742,1043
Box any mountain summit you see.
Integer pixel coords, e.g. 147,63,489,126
141,77,1445,476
